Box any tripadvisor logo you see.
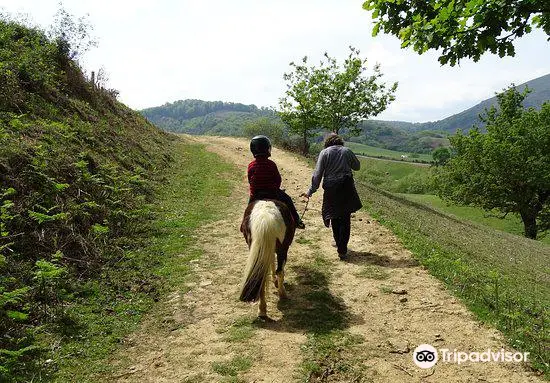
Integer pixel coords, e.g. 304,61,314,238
413,344,438,368
413,344,529,368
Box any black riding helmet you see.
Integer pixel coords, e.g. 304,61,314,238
250,135,272,157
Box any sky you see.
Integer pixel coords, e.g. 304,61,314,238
1,0,549,122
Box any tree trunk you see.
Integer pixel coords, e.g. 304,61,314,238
520,209,538,239
302,131,309,155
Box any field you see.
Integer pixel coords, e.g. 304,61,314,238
402,194,550,245
355,157,434,194
346,141,433,162
356,156,550,244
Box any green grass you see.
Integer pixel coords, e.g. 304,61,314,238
346,142,433,162
212,356,253,377
51,139,239,382
355,157,434,194
357,181,550,376
218,316,257,343
295,236,314,245
357,157,429,180
402,194,550,245
379,285,394,294
355,265,390,280
300,331,365,381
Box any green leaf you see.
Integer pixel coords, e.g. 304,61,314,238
372,23,381,36
34,259,67,280
28,210,68,224
54,183,70,191
1,188,16,198
6,310,28,321
91,224,109,235
362,1,375,11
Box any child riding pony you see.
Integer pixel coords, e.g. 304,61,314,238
239,136,299,317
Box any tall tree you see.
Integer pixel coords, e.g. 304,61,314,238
48,5,97,62
279,57,321,154
432,147,452,166
279,46,397,154
243,116,285,145
363,0,550,65
436,86,550,239
315,47,397,135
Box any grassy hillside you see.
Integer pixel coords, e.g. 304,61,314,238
355,157,434,194
0,17,179,381
356,156,549,243
402,194,550,245
141,99,451,154
349,120,450,153
54,139,239,382
141,99,278,135
354,155,549,372
346,142,433,162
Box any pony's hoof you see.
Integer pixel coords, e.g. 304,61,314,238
256,315,275,324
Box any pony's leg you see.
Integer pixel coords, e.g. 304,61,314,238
275,247,288,299
276,269,287,299
272,257,278,287
258,280,267,318
273,240,282,288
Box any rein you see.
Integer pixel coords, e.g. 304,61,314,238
300,197,309,221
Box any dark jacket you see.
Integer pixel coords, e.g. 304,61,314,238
306,145,362,223
321,175,362,223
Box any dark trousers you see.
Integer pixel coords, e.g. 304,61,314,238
330,214,351,255
249,189,301,224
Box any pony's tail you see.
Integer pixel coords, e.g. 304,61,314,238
240,201,286,302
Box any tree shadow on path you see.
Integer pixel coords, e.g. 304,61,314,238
253,263,363,334
344,250,419,268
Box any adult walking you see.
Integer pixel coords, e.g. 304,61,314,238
301,134,362,259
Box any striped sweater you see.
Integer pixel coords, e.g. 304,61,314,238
247,156,282,196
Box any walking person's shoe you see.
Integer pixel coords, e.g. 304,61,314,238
338,252,348,261
296,220,306,229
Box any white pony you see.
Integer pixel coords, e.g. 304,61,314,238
239,199,296,318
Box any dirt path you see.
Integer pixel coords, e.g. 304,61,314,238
108,135,541,382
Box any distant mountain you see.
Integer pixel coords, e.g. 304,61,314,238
398,73,550,133
140,73,549,153
141,99,277,136
347,120,449,153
